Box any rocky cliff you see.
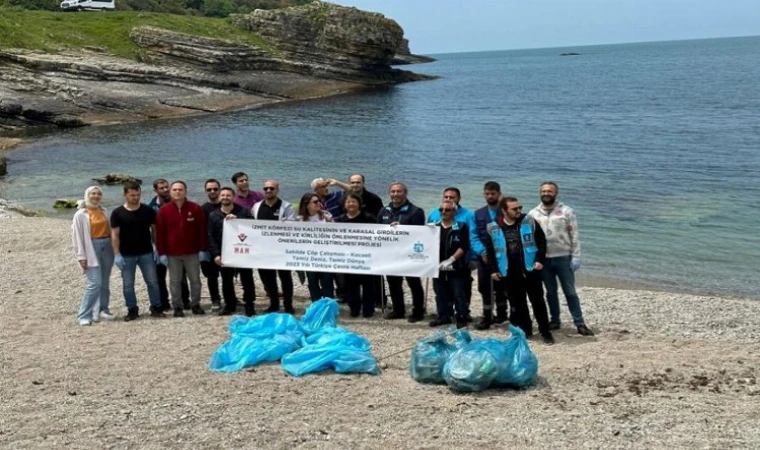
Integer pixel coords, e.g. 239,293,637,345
392,38,436,65
0,2,434,136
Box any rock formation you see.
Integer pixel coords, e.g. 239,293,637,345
0,2,434,136
392,38,436,65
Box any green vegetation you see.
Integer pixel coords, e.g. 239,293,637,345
0,9,274,58
0,0,313,17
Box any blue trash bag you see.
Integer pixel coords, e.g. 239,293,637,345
229,313,304,339
442,339,506,392
302,327,372,352
450,328,473,349
209,331,302,373
281,345,380,377
300,298,340,335
499,325,539,388
409,331,457,384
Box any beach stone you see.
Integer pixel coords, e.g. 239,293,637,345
0,156,6,176
92,173,142,185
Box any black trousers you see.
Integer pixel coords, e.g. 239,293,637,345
505,269,551,336
200,261,221,302
221,267,255,309
477,261,507,315
157,263,188,309
258,269,293,307
344,274,376,317
386,275,424,317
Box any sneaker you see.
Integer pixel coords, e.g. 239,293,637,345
244,304,255,317
77,319,92,326
91,314,100,323
577,325,595,336
191,305,206,315
384,311,405,320
99,311,116,321
549,322,561,331
173,307,185,318
541,332,555,345
124,308,139,322
211,300,221,312
407,314,424,324
150,308,166,318
429,317,452,327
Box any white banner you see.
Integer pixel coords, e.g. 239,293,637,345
221,220,440,278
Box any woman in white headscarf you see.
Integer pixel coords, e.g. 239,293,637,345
71,186,115,325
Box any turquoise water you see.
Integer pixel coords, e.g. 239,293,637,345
2,36,760,298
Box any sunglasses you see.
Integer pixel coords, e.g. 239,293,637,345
263,187,276,191
438,208,454,212
310,199,321,204
509,206,523,211
206,188,219,192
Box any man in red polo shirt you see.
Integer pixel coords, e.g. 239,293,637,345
155,181,209,317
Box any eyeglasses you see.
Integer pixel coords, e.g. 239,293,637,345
206,188,219,192
310,199,321,204
263,187,276,191
439,208,454,212
509,206,523,211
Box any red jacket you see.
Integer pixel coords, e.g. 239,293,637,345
156,200,207,256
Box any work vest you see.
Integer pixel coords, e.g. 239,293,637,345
494,215,539,276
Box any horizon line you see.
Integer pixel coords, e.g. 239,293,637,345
422,34,760,56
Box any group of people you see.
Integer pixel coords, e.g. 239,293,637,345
71,172,594,345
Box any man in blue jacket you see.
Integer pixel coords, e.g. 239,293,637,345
378,182,426,322
427,187,476,320
471,181,508,330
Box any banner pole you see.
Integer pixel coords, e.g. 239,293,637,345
424,277,429,316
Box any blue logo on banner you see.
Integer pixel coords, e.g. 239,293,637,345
413,241,424,253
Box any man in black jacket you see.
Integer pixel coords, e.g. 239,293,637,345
207,187,256,317
486,196,554,344
377,182,427,322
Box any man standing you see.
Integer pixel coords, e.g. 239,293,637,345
201,179,222,312
208,187,256,317
231,172,264,211
329,174,384,216
487,197,554,344
155,181,209,317
110,182,163,321
148,178,189,312
311,178,343,218
528,181,594,336
378,182,426,322
471,181,508,330
427,187,477,320
252,180,297,314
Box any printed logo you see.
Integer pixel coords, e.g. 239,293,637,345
413,241,424,253
238,233,248,242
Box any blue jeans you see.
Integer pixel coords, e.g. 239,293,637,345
121,253,161,310
542,255,586,327
76,237,113,321
434,272,468,321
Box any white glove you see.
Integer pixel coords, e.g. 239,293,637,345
438,257,456,271
571,257,581,272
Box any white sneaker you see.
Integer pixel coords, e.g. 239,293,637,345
78,319,92,326
99,311,116,321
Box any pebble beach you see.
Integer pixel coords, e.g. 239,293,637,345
1,212,759,449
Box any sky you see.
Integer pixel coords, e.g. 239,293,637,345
333,0,760,54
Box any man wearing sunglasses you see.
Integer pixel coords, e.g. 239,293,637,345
486,196,554,345
201,179,223,312
252,180,297,314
